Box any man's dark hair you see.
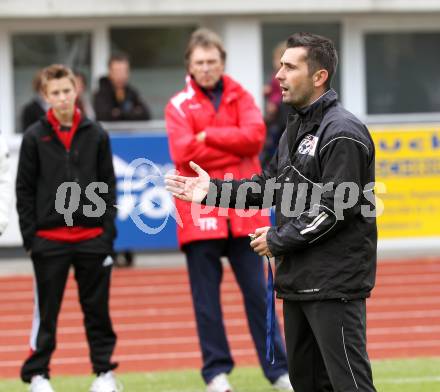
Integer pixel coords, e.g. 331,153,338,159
287,32,338,88
108,53,130,68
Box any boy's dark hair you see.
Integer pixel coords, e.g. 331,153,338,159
287,32,338,88
40,64,76,93
184,28,227,68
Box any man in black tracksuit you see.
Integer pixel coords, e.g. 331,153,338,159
16,64,118,392
166,33,377,392
94,53,151,122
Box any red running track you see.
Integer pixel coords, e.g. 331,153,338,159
0,258,439,378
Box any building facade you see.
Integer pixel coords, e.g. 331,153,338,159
0,0,439,252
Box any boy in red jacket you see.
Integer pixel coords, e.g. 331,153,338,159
166,28,292,392
16,64,119,392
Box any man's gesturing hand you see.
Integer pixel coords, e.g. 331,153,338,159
250,226,273,257
165,161,211,203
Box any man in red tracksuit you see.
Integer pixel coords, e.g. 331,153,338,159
16,64,119,392
165,28,292,392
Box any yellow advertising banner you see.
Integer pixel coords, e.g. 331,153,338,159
370,125,440,239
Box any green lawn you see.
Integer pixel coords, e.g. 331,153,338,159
1,358,439,391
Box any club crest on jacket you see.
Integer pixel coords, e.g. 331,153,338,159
298,134,319,156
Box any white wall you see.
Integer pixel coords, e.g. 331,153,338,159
2,0,440,18
222,18,263,109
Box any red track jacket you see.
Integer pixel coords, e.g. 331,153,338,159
165,75,270,246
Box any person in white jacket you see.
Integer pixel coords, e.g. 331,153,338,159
0,132,12,235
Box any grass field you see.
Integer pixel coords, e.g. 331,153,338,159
0,358,439,392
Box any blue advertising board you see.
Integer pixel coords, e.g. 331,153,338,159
110,133,178,251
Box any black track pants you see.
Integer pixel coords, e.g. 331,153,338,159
21,251,117,382
283,298,376,392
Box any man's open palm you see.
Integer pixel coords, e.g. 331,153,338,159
165,161,211,203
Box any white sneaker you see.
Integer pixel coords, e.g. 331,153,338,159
273,373,294,391
206,373,233,392
89,371,123,392
29,375,55,392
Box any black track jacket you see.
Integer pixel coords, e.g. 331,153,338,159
206,89,377,301
16,116,117,253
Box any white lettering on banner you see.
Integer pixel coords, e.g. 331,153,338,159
113,156,182,233
199,218,218,231
116,194,137,221
139,187,174,219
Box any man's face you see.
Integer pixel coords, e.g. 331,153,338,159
44,77,77,118
109,60,130,89
188,46,225,89
276,47,315,108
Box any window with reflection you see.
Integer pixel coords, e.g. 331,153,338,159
366,32,440,114
110,26,196,120
12,33,91,133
